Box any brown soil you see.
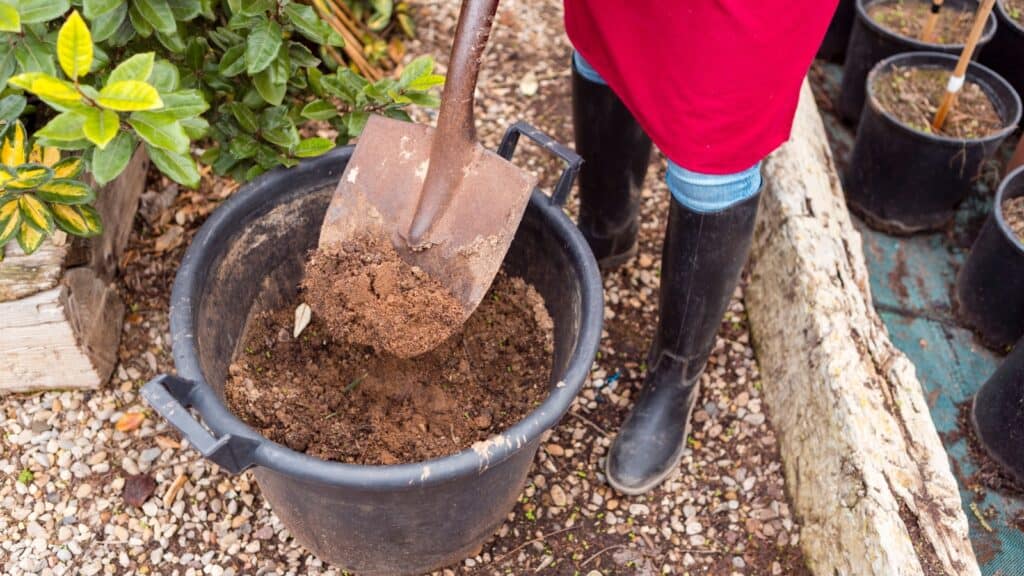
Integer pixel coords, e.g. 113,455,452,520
1004,0,1024,25
867,0,975,44
1002,195,1024,243
303,234,464,358
873,66,1005,139
224,272,554,465
1013,510,1024,532
956,400,1024,498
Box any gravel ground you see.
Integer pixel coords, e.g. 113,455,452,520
0,1,808,574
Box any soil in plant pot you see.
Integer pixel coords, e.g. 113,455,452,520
873,66,1005,138
1004,0,1024,25
302,234,465,358
1002,195,1024,243
867,0,975,44
223,271,554,465
956,401,1024,498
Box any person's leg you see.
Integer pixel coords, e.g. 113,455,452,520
572,51,653,269
606,161,762,495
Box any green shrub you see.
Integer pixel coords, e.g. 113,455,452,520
0,1,440,256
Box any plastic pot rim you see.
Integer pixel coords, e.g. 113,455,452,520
865,51,1022,145
991,165,1024,255
167,146,605,491
855,0,999,50
995,0,1024,36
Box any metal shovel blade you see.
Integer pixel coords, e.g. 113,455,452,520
317,114,537,335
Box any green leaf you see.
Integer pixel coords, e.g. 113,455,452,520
147,145,199,187
226,102,258,133
14,34,56,76
407,73,445,92
288,42,320,68
57,11,93,81
19,194,53,232
169,0,202,21
245,18,282,75
180,117,208,140
294,137,333,158
0,2,20,33
78,204,102,235
238,0,273,16
0,48,16,92
158,90,208,119
228,133,258,159
398,55,433,88
18,0,71,23
155,29,186,54
127,1,152,37
135,0,176,34
149,59,179,92
90,2,127,43
51,156,84,179
97,80,163,111
108,52,154,84
35,112,87,142
0,95,26,125
14,74,82,106
90,131,134,185
343,111,369,136
128,112,187,153
9,164,53,190
300,99,337,121
82,107,120,148
185,38,207,70
253,54,287,106
36,179,96,205
17,220,46,254
218,44,246,77
52,203,91,236
84,0,124,19
283,3,327,44
0,197,20,245
405,91,440,107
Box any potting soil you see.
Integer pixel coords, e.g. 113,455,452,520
303,234,465,358
874,66,1005,139
224,271,554,465
1003,195,1024,243
867,0,975,44
1004,0,1024,24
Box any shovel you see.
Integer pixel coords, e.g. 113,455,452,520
317,0,539,352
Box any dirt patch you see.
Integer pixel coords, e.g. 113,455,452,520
873,66,1005,139
303,234,465,358
225,272,554,465
1004,0,1024,25
1002,195,1024,243
957,400,1024,498
867,0,975,44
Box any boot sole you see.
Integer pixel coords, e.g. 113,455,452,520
604,381,700,496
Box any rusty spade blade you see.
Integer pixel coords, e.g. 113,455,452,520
317,0,537,351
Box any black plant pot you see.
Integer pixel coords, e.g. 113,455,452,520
972,335,1024,485
980,0,1024,105
141,125,603,575
837,0,998,123
845,52,1021,233
818,0,857,63
957,167,1024,348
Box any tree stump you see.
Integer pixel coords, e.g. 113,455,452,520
0,149,148,392
746,82,979,576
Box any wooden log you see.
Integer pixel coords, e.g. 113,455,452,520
0,150,149,392
745,81,979,576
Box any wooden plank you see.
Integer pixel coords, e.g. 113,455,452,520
745,81,980,576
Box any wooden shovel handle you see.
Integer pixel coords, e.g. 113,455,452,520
932,0,996,132
920,0,944,43
408,0,500,246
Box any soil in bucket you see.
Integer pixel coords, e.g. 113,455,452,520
873,65,1005,138
223,265,554,465
1002,195,1024,242
867,0,975,44
1004,0,1024,24
302,235,465,359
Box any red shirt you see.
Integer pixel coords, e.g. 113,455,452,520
564,0,837,174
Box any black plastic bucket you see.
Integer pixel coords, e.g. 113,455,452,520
972,336,1024,484
845,52,1021,233
141,124,603,575
957,167,1024,348
818,0,857,63
980,0,1024,105
837,0,997,123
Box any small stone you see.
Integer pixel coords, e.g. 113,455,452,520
550,485,568,507
123,473,157,507
76,483,93,499
545,443,564,457
139,447,162,464
628,503,650,517
606,499,619,511
744,413,766,426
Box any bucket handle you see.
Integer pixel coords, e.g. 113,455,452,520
141,374,257,475
497,121,582,207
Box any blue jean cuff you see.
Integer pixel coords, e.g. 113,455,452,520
666,161,762,214
573,51,607,86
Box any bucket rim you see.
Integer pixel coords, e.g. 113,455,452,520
992,165,1024,255
167,146,604,490
855,0,999,49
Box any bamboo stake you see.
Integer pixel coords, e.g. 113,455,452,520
931,0,997,132
311,0,383,81
920,0,944,43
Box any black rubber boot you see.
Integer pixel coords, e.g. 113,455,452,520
606,189,762,495
572,63,653,269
